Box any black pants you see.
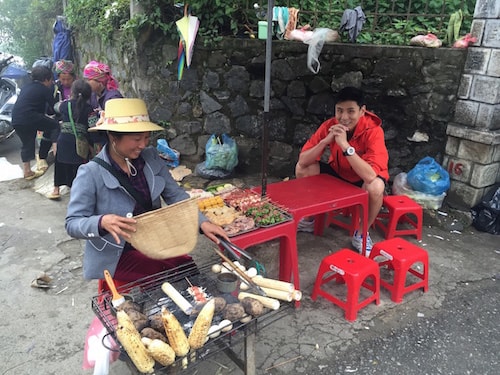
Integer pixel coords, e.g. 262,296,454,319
13,114,59,162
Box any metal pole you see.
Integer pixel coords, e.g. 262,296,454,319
261,0,274,197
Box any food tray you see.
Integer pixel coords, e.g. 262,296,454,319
244,203,293,228
91,262,292,373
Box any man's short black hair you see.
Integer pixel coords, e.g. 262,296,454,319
31,66,53,82
336,86,365,107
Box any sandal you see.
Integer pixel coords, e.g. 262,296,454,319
24,170,44,181
46,192,61,200
36,159,49,172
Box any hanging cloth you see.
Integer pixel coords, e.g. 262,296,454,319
339,6,366,43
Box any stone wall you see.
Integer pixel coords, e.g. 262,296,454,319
75,33,467,184
444,0,500,208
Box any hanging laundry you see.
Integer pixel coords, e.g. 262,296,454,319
339,6,366,43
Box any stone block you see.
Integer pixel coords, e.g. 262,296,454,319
448,180,486,208
457,74,473,99
470,76,500,104
470,162,500,187
458,139,495,164
483,20,500,48
470,20,485,45
476,103,500,130
445,136,460,156
464,48,491,74
494,145,500,162
487,49,500,77
474,0,500,18
446,157,472,183
453,100,479,125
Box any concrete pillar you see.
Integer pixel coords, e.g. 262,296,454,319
445,0,500,208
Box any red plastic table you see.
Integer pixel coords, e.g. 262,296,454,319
252,174,369,255
227,174,369,306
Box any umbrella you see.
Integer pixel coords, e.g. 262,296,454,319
176,4,200,80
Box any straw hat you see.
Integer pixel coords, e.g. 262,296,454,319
128,198,199,260
89,98,164,132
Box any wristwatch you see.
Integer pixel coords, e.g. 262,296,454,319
343,146,355,156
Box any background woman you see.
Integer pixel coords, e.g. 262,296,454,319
48,79,92,200
11,65,58,180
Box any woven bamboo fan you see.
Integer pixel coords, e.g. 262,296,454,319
129,198,199,259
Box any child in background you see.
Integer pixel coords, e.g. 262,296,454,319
47,79,93,200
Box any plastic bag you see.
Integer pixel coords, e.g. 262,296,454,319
471,184,500,234
157,139,180,168
392,172,446,210
409,33,442,48
205,134,238,171
195,161,232,180
83,316,120,371
303,28,340,74
407,157,450,195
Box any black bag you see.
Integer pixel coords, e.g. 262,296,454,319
471,184,500,235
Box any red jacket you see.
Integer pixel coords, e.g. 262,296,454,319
301,111,389,183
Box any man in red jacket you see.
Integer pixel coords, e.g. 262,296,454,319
295,87,389,254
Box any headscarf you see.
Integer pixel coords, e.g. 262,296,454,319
54,59,75,75
83,60,119,91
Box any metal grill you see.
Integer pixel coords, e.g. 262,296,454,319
91,261,292,373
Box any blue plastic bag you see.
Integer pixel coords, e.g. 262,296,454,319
157,139,180,168
205,134,238,171
407,157,450,195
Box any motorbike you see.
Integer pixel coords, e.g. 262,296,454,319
0,55,19,142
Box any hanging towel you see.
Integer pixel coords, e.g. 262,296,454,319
339,6,366,43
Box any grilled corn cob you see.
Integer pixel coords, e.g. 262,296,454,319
188,299,215,349
141,337,176,367
116,310,155,373
161,306,190,356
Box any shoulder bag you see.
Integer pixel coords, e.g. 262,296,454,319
68,102,90,160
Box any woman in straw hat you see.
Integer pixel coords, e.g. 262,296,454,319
65,98,229,282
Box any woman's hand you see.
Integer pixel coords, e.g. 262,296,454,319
200,221,229,244
100,214,137,244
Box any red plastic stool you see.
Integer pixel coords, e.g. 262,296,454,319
325,207,360,235
374,195,423,240
311,249,380,321
370,237,429,303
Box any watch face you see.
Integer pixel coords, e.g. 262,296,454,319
345,146,355,156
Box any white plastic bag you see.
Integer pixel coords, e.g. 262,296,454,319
392,172,446,210
303,28,340,74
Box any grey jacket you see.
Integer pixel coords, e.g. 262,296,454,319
65,145,207,279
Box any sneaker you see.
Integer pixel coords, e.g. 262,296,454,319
351,230,373,256
297,218,315,233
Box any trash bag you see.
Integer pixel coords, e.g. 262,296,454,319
195,161,232,180
407,157,450,196
392,172,446,210
205,134,238,171
157,139,180,168
471,184,500,234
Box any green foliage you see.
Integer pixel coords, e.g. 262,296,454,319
66,0,130,42
0,0,62,65
1,0,479,53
